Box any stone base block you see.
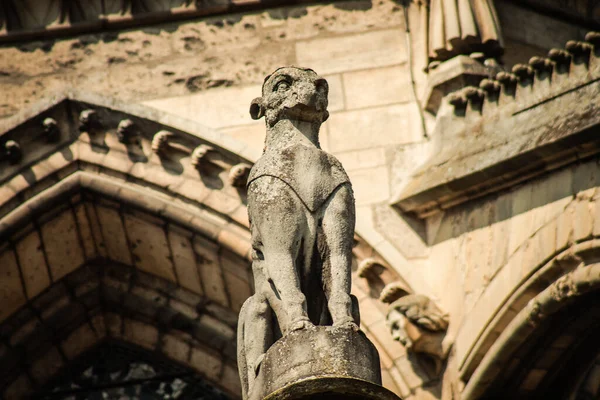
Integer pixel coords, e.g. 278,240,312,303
264,376,402,400
250,325,402,400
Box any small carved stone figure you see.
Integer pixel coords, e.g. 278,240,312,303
190,144,215,171
78,109,101,133
1,140,22,165
228,163,251,187
116,119,136,144
237,67,359,399
387,294,450,373
42,117,60,142
151,130,174,157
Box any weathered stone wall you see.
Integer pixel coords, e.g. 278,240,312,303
0,0,438,308
0,0,427,244
0,1,596,399
426,155,600,392
496,1,589,68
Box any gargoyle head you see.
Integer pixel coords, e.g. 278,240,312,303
386,294,450,365
250,66,329,127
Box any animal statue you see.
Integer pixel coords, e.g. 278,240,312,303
237,66,360,399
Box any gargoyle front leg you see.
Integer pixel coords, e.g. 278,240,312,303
321,183,358,329
248,177,312,334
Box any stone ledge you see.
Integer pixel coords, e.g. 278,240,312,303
394,50,600,218
251,326,400,400
422,56,501,115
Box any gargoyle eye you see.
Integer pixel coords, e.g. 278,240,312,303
274,80,291,92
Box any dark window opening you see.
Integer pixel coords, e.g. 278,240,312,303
31,340,231,400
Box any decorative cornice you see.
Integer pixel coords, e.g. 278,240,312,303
394,31,600,218
0,0,323,44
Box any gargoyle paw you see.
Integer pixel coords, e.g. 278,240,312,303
288,318,313,333
333,319,359,331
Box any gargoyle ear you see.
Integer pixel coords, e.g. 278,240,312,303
250,98,264,120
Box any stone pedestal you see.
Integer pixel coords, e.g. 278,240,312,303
249,326,401,400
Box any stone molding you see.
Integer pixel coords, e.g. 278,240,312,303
394,31,600,219
0,0,321,44
0,91,415,398
0,98,255,258
462,259,600,399
0,260,242,398
425,0,503,65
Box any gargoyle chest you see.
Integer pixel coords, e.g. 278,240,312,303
247,144,350,212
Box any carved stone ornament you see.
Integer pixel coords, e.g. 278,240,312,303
426,0,504,64
357,257,385,278
151,130,174,157
386,294,450,372
237,67,398,400
78,109,101,133
0,140,22,165
190,144,216,171
379,281,411,304
228,163,251,187
42,117,60,142
116,118,137,144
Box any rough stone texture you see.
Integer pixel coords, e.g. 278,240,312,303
0,0,409,121
253,326,399,400
125,213,177,282
387,295,450,374
0,108,255,397
396,34,600,218
41,209,85,281
0,250,27,323
1,2,600,400
296,29,406,75
16,228,51,299
0,260,241,398
263,377,402,400
0,13,429,396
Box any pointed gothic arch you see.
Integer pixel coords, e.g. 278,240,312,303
0,91,412,398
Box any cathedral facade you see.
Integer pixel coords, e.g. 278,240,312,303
0,0,599,398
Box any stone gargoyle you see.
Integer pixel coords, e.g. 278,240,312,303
386,294,451,374
237,67,360,399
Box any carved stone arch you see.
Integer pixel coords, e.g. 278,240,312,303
0,260,242,399
461,241,600,399
351,237,447,398
0,92,257,399
0,92,412,399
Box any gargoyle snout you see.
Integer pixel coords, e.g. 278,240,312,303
291,81,326,111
